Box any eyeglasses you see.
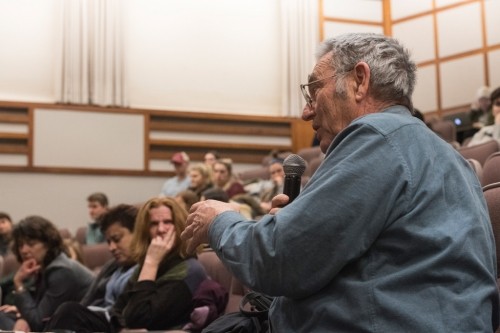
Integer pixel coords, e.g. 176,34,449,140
300,74,337,108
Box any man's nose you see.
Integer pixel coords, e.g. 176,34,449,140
108,242,117,252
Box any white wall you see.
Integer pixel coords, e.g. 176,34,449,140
125,0,282,116
0,0,282,116
0,0,59,102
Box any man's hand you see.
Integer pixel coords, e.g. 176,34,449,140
181,200,238,254
269,194,289,215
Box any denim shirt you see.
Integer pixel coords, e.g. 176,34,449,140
210,106,499,332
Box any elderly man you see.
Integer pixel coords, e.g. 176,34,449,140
182,33,499,332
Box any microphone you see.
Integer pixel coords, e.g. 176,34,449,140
282,154,307,204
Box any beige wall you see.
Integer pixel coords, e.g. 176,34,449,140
1,0,499,232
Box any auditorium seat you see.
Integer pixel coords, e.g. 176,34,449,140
482,182,500,333
238,166,270,184
58,228,73,239
482,152,500,187
1,253,20,278
429,119,457,143
297,146,323,163
467,158,483,185
75,226,87,245
458,140,500,165
198,249,246,314
81,243,112,272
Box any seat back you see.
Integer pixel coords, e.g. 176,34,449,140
1,253,20,278
430,119,457,143
482,152,500,187
483,182,500,277
81,243,113,272
198,249,246,313
297,146,323,163
467,158,483,185
458,140,500,165
75,226,88,245
58,228,73,239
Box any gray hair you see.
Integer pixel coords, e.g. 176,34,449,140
317,33,417,110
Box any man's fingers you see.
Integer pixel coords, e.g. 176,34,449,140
180,226,193,241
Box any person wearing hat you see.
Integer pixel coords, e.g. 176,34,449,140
159,152,191,197
467,86,500,147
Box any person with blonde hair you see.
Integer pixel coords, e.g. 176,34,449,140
188,163,214,200
43,197,207,332
212,158,246,199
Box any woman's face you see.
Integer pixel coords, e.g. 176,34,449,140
105,222,134,265
190,170,204,189
212,163,229,187
149,205,176,241
204,153,216,166
18,239,48,265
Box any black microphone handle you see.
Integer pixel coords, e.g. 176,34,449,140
283,174,301,204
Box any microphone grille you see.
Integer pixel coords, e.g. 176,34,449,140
283,154,307,176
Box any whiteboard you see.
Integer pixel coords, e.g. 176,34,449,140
33,109,144,170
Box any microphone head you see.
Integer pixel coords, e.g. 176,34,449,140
283,154,307,177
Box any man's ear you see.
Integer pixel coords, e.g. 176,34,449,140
353,62,371,102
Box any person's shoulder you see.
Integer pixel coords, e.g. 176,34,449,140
354,106,422,135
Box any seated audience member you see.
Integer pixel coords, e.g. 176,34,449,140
86,192,109,244
0,216,94,332
175,189,199,212
160,151,191,197
470,86,493,127
46,204,138,331
467,87,500,147
188,163,214,200
0,212,13,256
212,158,246,199
259,158,285,212
182,33,499,332
43,197,207,332
204,150,220,168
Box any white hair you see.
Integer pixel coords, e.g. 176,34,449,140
317,33,417,110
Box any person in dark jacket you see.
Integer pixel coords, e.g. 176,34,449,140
44,197,207,333
46,204,138,331
0,216,94,332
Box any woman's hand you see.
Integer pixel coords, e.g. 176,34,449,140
138,227,176,281
144,227,176,266
0,304,19,314
13,258,40,288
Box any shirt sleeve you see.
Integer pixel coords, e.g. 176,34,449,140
209,123,411,299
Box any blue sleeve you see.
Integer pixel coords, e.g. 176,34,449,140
209,124,410,298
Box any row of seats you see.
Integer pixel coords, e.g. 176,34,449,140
467,152,500,187
197,249,247,314
481,182,500,333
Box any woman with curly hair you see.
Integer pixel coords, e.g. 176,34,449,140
0,216,94,332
